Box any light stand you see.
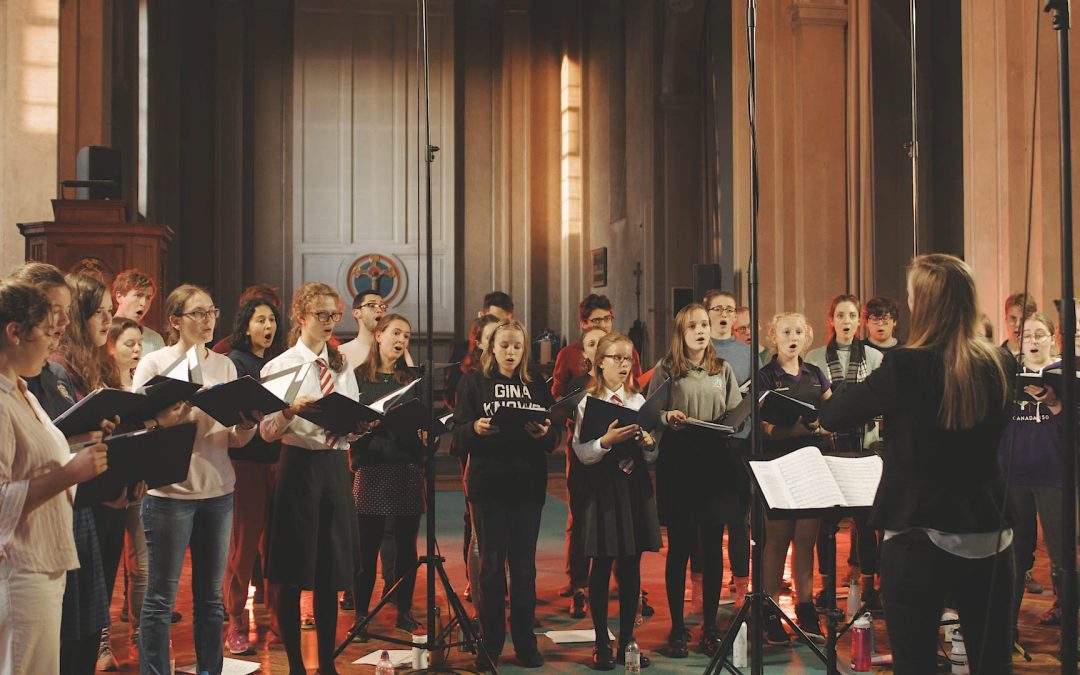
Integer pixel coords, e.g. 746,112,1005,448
1046,2,1079,673
334,0,492,670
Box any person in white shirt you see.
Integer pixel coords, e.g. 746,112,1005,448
132,284,258,675
260,281,370,675
570,332,659,670
0,280,109,675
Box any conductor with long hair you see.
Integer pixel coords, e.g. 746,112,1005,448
820,254,1015,674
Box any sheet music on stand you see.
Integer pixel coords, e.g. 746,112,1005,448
748,446,882,516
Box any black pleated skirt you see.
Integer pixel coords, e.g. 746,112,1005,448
266,445,358,590
575,465,662,558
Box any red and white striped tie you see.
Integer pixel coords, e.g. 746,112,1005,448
316,358,336,445
316,358,334,396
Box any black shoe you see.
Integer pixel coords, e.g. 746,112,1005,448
640,592,655,618
350,613,370,643
396,611,419,632
570,590,588,619
814,588,830,610
171,611,182,624
517,649,544,668
339,591,354,612
592,643,615,671
616,647,651,669
700,626,722,655
464,583,472,603
764,613,789,645
795,602,825,641
474,653,498,672
667,629,689,658
863,587,883,612
559,584,575,598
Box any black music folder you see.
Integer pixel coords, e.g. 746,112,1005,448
299,379,424,437
74,423,197,507
758,389,819,426
53,388,145,437
489,404,551,431
189,376,290,427
135,376,202,419
577,380,674,442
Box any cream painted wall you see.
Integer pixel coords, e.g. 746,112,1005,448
0,0,58,273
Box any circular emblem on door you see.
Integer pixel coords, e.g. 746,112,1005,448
347,254,405,305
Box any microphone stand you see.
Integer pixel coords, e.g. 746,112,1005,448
1046,2,1078,673
334,1,492,669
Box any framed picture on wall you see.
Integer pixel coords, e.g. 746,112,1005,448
592,248,608,288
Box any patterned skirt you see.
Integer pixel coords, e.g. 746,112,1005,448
60,506,110,639
353,462,425,516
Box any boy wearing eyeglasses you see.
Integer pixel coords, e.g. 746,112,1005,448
551,294,642,399
861,296,904,354
340,291,414,368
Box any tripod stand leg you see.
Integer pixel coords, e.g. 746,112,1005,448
704,593,754,675
333,568,409,658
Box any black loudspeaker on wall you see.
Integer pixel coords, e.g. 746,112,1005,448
75,146,121,200
693,263,723,304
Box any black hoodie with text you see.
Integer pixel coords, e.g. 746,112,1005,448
452,369,559,504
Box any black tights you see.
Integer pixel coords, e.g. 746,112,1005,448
355,514,420,615
278,584,339,675
589,554,641,647
666,519,723,632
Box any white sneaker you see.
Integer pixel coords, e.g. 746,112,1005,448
96,643,119,672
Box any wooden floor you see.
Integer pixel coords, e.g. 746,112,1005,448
101,473,1068,674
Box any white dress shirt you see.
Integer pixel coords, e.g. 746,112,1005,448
259,340,360,451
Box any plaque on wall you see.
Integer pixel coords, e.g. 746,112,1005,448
347,253,406,305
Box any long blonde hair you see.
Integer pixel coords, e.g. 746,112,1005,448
480,319,532,383
906,254,1009,429
587,332,639,397
766,312,810,358
660,304,725,379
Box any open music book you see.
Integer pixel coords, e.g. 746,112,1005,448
749,446,882,511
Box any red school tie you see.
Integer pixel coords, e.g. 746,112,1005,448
316,358,336,445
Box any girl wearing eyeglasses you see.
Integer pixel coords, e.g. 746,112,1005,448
646,303,742,658
452,319,558,671
132,284,261,675
570,332,659,670
259,281,368,675
1000,313,1066,638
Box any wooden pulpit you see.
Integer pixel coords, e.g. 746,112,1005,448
18,200,173,332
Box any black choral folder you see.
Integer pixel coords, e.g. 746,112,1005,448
134,376,202,420
489,405,551,431
189,376,289,427
758,389,819,426
53,388,146,437
74,423,197,507
298,379,425,437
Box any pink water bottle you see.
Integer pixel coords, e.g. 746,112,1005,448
850,612,873,671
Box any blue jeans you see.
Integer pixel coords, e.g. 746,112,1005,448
140,493,233,675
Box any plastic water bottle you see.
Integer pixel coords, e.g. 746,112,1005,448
169,639,175,675
951,628,969,674
732,622,748,667
941,610,960,643
376,650,395,675
849,613,872,671
624,638,641,673
412,631,429,668
846,577,861,619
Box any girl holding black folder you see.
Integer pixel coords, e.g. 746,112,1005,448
453,319,558,671
133,284,259,675
350,313,427,632
757,312,831,644
571,331,660,670
1001,313,1065,637
222,298,285,655
259,281,367,675
646,303,742,658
